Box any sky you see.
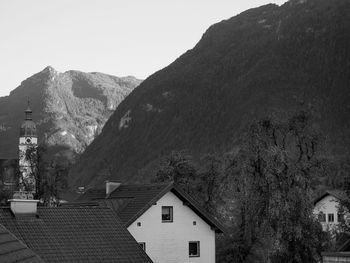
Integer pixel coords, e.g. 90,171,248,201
0,0,287,97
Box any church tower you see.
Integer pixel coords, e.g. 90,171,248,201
18,100,37,193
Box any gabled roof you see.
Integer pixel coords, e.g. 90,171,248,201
0,223,44,263
0,206,153,263
313,190,347,205
77,182,226,233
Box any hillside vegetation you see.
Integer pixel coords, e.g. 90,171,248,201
71,0,350,188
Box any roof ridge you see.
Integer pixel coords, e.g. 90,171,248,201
121,182,172,187
39,206,110,209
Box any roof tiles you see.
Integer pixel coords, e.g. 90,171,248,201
77,183,226,233
0,223,44,263
0,206,152,263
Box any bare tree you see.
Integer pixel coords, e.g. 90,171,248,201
24,145,68,206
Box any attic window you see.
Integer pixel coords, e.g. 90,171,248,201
189,241,200,257
318,212,326,222
162,206,173,222
139,242,146,251
328,213,334,222
338,213,345,223
137,222,141,227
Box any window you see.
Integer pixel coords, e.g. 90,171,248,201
328,213,334,222
193,221,197,225
139,242,146,251
338,213,345,223
318,212,326,222
162,206,173,222
137,222,141,227
189,241,200,257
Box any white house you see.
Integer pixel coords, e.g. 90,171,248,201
313,190,347,231
76,182,225,263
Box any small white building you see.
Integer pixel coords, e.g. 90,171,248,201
313,190,347,231
76,182,225,263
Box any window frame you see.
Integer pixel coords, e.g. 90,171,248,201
318,212,326,222
161,206,173,223
139,242,146,251
338,213,345,223
189,241,200,257
328,213,334,222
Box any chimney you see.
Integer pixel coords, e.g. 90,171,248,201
9,191,39,215
106,181,121,196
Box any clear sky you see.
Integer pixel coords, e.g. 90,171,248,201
0,0,287,97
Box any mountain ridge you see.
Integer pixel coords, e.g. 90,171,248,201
70,0,350,187
0,66,142,160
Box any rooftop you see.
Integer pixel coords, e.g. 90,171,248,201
0,206,152,263
76,182,226,233
0,223,44,263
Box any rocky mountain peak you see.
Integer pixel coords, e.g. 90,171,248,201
0,69,142,160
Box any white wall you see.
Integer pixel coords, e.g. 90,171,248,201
314,195,342,231
128,191,216,263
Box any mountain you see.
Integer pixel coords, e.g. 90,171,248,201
70,0,350,188
0,66,142,161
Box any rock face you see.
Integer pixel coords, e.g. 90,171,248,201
71,0,350,188
0,66,141,161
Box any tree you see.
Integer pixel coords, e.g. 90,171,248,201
24,145,69,206
154,150,197,194
331,159,350,249
153,150,228,215
197,153,227,214
0,160,20,205
224,110,328,262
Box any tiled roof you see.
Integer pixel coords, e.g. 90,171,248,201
337,239,350,252
75,188,106,201
0,223,44,263
313,190,348,205
0,206,153,263
77,182,226,233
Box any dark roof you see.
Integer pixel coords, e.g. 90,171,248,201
321,238,350,258
313,190,347,205
0,206,152,263
77,182,226,233
322,252,350,258
337,239,350,252
76,188,106,200
0,223,44,263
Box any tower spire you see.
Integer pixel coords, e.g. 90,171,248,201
25,97,32,121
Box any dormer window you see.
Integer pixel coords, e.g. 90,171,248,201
162,206,173,222
318,212,326,222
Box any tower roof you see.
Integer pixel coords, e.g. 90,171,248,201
20,100,37,137
24,98,32,120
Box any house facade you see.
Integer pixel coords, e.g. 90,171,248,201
76,182,225,263
313,190,347,231
128,191,215,263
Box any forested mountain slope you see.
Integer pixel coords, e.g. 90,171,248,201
71,0,350,188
